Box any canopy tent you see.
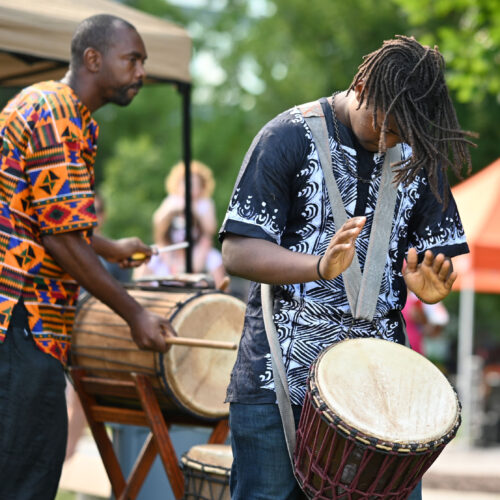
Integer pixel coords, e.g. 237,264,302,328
0,0,196,269
452,158,500,293
451,158,500,446
0,0,191,85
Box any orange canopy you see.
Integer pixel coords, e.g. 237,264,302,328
452,158,500,293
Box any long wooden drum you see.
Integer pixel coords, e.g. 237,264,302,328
294,338,461,499
71,288,245,420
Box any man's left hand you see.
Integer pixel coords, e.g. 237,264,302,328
112,237,152,268
403,248,456,304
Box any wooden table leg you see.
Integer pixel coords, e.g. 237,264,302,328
118,432,158,500
70,368,126,498
208,418,230,444
132,373,185,500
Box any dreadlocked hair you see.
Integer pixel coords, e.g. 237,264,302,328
349,35,477,207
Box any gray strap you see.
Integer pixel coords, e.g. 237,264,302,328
300,100,400,322
261,283,297,464
302,102,361,315
355,146,400,319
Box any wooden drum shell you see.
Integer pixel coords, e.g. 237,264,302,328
294,338,461,499
71,288,245,420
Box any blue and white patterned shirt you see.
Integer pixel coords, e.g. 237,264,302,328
219,98,468,405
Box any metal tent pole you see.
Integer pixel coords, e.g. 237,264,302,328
457,273,475,447
178,82,192,273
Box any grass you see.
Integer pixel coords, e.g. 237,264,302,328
55,491,76,500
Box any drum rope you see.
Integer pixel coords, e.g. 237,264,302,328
78,302,174,313
72,328,137,342
75,321,134,328
71,344,151,352
67,364,158,377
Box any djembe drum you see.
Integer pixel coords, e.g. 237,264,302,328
294,338,461,499
181,444,232,500
71,287,245,420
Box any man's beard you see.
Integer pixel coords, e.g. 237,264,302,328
110,81,143,106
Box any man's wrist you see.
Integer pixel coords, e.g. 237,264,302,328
316,255,327,281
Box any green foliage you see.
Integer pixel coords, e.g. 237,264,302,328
55,491,75,500
99,0,498,240
394,0,500,102
99,134,166,243
94,0,500,353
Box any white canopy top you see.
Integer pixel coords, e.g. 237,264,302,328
0,0,191,86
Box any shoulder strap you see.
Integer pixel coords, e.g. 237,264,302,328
298,99,401,321
299,100,363,316
261,283,297,466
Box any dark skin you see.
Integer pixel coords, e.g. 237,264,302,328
47,21,174,351
223,82,457,304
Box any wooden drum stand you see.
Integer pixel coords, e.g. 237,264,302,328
70,285,245,499
70,367,230,500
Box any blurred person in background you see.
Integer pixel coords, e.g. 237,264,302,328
134,207,227,290
154,160,217,270
402,290,449,356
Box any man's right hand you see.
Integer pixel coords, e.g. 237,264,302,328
318,216,366,280
128,309,176,352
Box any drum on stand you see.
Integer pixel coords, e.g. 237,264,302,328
181,444,232,500
71,287,245,420
294,338,461,499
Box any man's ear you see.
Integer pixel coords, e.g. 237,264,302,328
354,79,365,102
82,47,101,73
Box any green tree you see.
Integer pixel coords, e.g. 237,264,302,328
100,0,499,242
100,134,166,243
101,0,498,233
394,0,500,102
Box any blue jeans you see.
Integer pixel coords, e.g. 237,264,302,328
229,403,422,500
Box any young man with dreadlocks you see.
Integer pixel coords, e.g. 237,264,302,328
220,36,475,499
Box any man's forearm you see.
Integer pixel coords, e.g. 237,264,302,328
222,234,320,285
91,233,118,260
42,231,142,324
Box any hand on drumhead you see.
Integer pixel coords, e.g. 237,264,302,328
129,310,176,352
319,217,366,280
403,248,456,304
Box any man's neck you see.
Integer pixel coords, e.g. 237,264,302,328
60,70,102,113
335,91,353,130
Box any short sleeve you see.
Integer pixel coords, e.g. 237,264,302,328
219,113,307,244
408,173,469,259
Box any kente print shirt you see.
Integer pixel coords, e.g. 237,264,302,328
0,81,98,365
219,99,468,405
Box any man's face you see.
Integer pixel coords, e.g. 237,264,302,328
349,84,401,152
99,24,147,106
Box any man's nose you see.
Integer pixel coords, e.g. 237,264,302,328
136,60,146,81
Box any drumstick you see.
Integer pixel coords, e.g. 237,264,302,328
165,336,237,350
130,241,189,261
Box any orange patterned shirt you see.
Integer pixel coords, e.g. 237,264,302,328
0,81,98,365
